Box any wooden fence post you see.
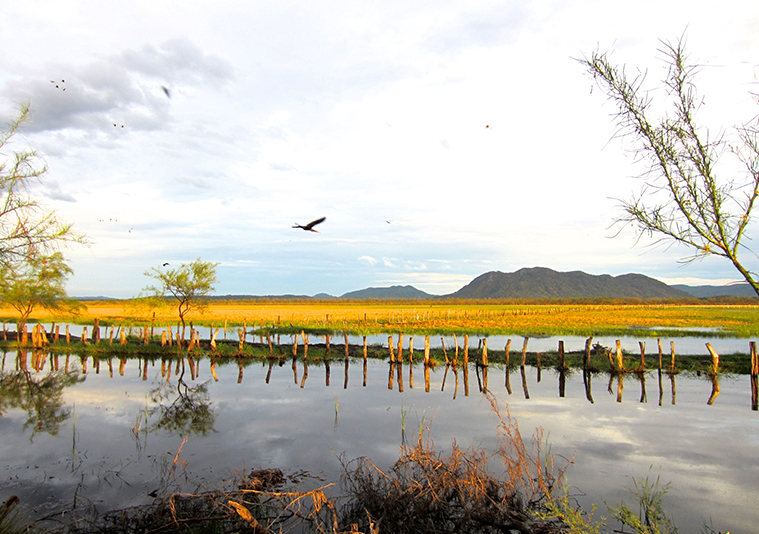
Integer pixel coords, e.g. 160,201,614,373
657,339,663,370
615,340,624,371
706,343,720,375
481,338,488,367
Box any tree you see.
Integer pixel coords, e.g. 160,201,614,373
0,251,80,336
1,104,86,271
580,36,759,295
144,258,219,338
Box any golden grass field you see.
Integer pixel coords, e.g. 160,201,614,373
4,299,758,337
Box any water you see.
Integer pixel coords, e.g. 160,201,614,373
26,322,757,355
2,350,758,533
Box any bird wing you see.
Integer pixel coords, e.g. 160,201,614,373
303,216,326,230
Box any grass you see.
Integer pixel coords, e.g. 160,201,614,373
2,299,759,338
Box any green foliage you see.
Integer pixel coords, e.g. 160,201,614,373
607,474,679,534
535,490,606,534
0,104,86,271
0,251,80,331
143,258,219,330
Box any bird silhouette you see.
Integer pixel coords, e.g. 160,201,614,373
293,216,326,232
162,86,171,98
163,262,170,266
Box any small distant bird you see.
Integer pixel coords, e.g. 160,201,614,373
162,86,171,98
293,216,326,232
163,262,170,266
485,125,490,129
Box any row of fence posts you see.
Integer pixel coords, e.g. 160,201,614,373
8,322,759,379
10,337,758,410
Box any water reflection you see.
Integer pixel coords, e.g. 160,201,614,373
0,349,84,439
149,377,216,436
3,350,759,533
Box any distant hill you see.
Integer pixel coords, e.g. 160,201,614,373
446,267,691,299
672,283,757,298
340,285,434,299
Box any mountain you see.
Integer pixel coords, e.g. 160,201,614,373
672,283,757,298
340,285,434,299
446,267,691,299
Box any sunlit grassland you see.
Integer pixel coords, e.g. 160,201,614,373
4,299,758,338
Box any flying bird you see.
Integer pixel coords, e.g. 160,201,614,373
163,262,170,267
162,86,171,98
293,216,326,232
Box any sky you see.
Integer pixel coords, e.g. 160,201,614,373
1,1,758,298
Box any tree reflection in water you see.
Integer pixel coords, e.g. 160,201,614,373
0,350,84,440
149,374,216,436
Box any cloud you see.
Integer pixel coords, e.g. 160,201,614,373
357,255,378,266
40,181,77,202
3,37,233,136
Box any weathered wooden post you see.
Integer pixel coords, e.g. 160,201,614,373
292,333,298,356
584,337,593,369
188,328,197,351
670,341,676,370
520,337,528,368
424,335,430,366
440,337,448,364
706,343,720,375
210,328,219,352
639,341,646,370
82,327,88,346
388,335,396,363
463,334,469,368
615,340,624,371
505,339,511,369
657,339,663,370
92,318,100,344
363,336,368,360
558,340,565,370
751,341,758,376
408,337,414,364
397,333,404,362
120,329,127,345
54,325,60,344
481,338,488,367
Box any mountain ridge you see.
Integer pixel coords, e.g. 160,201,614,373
444,267,691,299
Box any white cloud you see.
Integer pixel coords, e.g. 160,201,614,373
3,0,759,296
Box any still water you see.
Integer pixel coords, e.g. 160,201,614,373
2,349,759,533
